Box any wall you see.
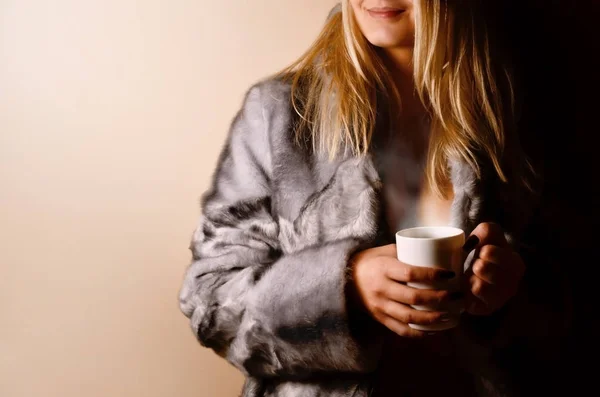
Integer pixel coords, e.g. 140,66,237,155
0,1,338,395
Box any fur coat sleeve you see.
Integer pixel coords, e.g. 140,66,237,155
178,83,382,379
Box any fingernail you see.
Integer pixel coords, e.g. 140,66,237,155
438,270,456,280
463,235,480,252
449,291,464,300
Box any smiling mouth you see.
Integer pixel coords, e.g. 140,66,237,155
367,7,405,19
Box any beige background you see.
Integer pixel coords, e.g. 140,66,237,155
0,1,338,396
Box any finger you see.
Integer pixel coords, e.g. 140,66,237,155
383,279,462,306
468,273,494,304
462,270,488,315
465,297,492,316
472,257,521,292
471,258,504,285
378,313,427,338
467,273,508,312
479,245,525,278
380,299,446,325
475,245,525,290
478,245,510,265
384,258,456,283
464,222,509,252
462,274,491,315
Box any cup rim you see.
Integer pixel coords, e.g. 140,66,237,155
395,226,464,241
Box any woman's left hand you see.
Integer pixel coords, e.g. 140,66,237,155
462,222,525,315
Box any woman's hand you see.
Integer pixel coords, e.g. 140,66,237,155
463,222,525,315
349,244,461,337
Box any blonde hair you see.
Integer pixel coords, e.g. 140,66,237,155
280,0,531,197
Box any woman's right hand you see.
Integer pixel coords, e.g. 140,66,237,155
349,244,460,337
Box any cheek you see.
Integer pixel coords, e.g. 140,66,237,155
349,0,363,10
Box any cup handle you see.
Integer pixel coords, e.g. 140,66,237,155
462,246,478,273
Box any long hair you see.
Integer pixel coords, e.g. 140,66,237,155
279,0,532,197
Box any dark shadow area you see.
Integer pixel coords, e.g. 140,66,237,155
506,0,598,393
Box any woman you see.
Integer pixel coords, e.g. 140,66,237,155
179,1,571,396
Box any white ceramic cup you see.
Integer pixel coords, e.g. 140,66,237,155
395,226,465,331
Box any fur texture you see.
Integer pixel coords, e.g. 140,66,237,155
179,79,569,396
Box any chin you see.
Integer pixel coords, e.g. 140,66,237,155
368,33,414,49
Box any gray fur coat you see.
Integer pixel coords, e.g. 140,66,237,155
178,79,570,396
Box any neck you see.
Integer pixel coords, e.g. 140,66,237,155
384,47,414,86
383,47,424,118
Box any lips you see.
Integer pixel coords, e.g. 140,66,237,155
367,7,405,19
